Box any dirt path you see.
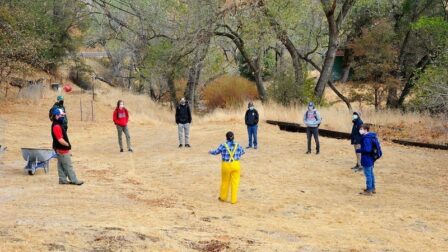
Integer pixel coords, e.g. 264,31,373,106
0,96,447,251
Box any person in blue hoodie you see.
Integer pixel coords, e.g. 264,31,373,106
350,111,363,171
303,102,322,154
356,124,377,195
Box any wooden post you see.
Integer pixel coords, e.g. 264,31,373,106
91,100,94,121
80,98,83,121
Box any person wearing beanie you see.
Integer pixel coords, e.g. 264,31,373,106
51,108,83,185
350,111,364,171
176,97,192,148
113,100,133,152
303,102,322,154
244,101,259,149
49,95,68,131
209,131,246,204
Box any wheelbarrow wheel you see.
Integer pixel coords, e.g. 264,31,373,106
28,170,35,175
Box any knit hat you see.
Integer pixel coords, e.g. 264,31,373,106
308,102,315,108
57,95,64,101
248,101,254,108
353,111,361,117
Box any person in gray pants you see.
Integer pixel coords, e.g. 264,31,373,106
175,98,192,148
303,102,322,154
113,100,133,152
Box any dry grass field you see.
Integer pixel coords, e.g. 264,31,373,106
0,83,447,251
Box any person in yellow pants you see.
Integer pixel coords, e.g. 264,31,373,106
209,131,246,204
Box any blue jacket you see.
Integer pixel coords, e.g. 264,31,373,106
350,118,363,144
356,132,377,167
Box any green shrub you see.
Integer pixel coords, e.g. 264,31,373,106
267,70,315,106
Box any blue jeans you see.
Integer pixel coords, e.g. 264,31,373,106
363,166,375,191
247,125,258,147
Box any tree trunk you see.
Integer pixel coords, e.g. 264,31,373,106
254,57,267,102
386,87,398,108
315,18,338,100
184,36,211,110
166,73,177,107
396,54,432,107
340,49,353,83
259,1,304,90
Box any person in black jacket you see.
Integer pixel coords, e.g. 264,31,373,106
350,111,364,171
175,98,192,148
244,102,259,149
48,95,68,131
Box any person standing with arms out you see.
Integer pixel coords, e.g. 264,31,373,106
113,100,133,152
350,111,364,171
245,101,259,149
209,131,246,204
176,97,192,148
49,95,68,131
303,102,322,154
51,108,83,185
356,124,382,195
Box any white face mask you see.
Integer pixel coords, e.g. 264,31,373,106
353,115,358,120
249,106,254,110
119,103,124,108
359,129,367,135
308,106,313,111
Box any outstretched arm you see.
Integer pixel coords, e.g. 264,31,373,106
209,145,223,155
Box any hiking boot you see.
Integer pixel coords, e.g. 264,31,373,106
218,197,225,202
306,151,311,154
128,148,133,152
120,149,123,152
71,181,84,186
185,144,191,148
179,144,183,148
59,181,70,185
364,189,376,194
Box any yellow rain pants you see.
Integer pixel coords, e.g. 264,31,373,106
219,143,241,204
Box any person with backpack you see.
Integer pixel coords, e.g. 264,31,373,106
245,101,259,149
303,102,322,154
356,124,382,195
350,111,364,171
51,108,83,185
113,100,133,152
175,98,192,148
49,95,68,131
209,131,245,204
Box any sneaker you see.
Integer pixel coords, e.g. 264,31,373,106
254,146,258,150
59,181,70,185
356,167,364,172
306,151,311,154
128,148,133,152
120,149,123,152
218,197,225,202
185,144,191,148
179,144,183,148
351,165,359,170
71,181,84,186
246,146,252,149
364,189,376,194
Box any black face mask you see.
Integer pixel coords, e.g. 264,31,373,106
58,100,64,106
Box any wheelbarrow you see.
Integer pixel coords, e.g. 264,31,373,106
21,148,56,175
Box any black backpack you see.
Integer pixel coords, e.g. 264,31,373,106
371,137,383,161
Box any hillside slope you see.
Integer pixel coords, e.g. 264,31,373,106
0,88,447,251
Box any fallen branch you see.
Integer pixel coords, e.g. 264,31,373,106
392,140,448,150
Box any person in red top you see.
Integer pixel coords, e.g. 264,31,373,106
113,100,133,152
51,108,83,185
